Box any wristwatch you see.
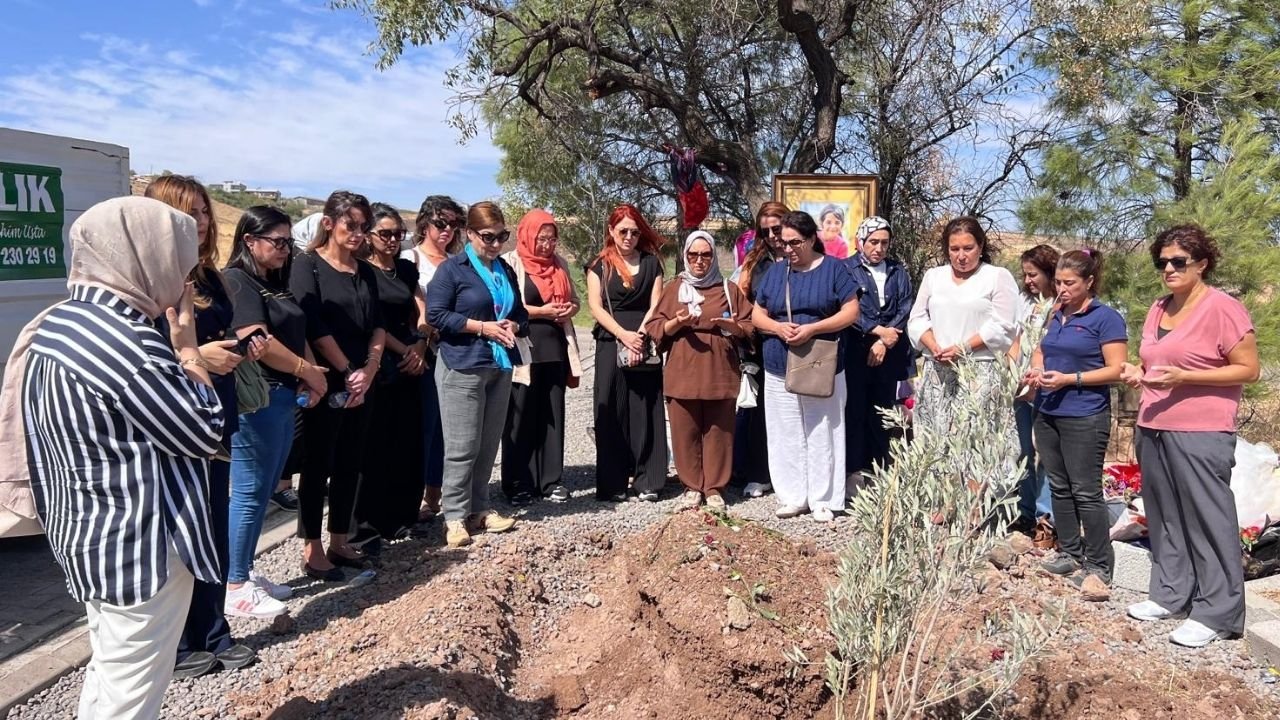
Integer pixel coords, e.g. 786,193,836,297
343,363,357,376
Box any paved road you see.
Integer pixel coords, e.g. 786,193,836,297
0,535,82,665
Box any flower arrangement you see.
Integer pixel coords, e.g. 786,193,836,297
1242,525,1264,552
1103,463,1142,502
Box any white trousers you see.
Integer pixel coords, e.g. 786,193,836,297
77,537,194,720
764,371,846,512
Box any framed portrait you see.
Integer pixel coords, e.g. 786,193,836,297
772,174,879,260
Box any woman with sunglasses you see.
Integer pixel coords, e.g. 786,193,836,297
427,201,528,548
1120,224,1259,648
145,176,270,679
586,205,667,502
732,202,789,498
351,203,429,544
751,211,860,521
403,195,465,520
646,231,752,510
289,191,386,580
501,210,582,505
222,207,327,624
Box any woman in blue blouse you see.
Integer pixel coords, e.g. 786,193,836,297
1027,249,1127,590
751,211,860,522
427,201,529,548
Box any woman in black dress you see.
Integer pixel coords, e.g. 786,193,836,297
585,204,666,501
289,191,386,581
354,203,429,541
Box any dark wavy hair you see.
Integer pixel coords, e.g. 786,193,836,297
225,205,294,285
309,190,373,252
939,216,992,264
1019,244,1060,298
1150,223,1221,278
414,194,465,255
1058,248,1105,296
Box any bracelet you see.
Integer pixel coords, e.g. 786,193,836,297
180,355,209,370
1075,370,1083,388
294,357,306,376
476,322,485,338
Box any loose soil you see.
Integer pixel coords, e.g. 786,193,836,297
222,511,1277,719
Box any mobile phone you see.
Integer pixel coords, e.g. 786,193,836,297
236,328,267,355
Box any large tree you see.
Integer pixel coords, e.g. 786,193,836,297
341,0,1047,262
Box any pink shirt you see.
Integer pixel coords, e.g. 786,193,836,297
1137,287,1254,432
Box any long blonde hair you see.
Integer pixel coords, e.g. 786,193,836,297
144,175,219,308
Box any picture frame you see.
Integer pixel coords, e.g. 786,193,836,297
772,174,879,260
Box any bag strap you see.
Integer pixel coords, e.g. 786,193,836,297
784,265,793,324
723,279,733,317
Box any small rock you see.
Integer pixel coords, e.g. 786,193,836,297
551,675,588,712
1080,575,1111,602
988,542,1015,569
727,596,754,630
582,593,602,608
270,613,296,635
1007,533,1034,555
196,708,216,718
1119,625,1142,643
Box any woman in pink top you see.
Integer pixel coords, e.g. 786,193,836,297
1120,224,1259,648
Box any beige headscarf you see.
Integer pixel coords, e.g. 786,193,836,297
0,197,199,536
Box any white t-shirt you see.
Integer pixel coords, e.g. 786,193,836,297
866,261,888,308
907,263,1019,361
400,246,444,294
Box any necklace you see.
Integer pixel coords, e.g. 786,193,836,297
370,257,397,279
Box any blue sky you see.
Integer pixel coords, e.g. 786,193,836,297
0,0,503,209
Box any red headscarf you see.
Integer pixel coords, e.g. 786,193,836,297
516,209,573,304
594,204,666,288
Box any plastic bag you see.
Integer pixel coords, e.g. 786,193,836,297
736,363,759,410
1231,439,1280,530
1109,498,1148,541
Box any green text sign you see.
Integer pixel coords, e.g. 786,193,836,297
0,162,65,281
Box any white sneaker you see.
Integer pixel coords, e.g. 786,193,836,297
677,490,702,510
249,570,293,601
774,504,808,519
744,482,772,498
812,507,835,522
1169,618,1230,648
1127,600,1187,622
225,582,287,619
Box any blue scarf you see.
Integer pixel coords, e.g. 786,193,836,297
464,244,516,370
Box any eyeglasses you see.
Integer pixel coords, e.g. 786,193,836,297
535,234,558,244
251,234,291,250
780,238,809,249
1154,256,1192,272
431,217,464,231
372,229,405,242
685,251,713,261
476,230,510,245
616,228,642,238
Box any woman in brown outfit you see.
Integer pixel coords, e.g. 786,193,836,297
646,230,753,510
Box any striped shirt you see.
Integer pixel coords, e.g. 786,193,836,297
21,286,225,606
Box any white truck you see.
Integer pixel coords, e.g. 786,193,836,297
0,127,130,537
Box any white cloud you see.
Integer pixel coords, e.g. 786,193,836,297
1,24,501,206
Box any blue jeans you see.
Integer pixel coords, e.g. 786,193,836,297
1015,400,1053,520
228,386,297,583
422,359,445,489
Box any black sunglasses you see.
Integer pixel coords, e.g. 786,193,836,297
251,234,291,250
780,238,808,249
1154,256,1192,272
372,229,405,241
763,226,784,238
431,217,464,231
476,230,511,245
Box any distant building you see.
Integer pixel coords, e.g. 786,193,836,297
218,180,280,200
217,180,247,193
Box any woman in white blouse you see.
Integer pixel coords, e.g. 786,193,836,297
907,216,1020,444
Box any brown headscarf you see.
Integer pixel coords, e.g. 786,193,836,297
0,197,199,534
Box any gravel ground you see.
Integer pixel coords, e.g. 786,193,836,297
6,334,1278,718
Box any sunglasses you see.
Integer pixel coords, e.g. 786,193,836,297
1154,256,1192,272
372,229,405,242
341,217,370,238
476,230,510,245
780,238,808,249
616,228,642,238
251,234,291,250
685,250,713,261
763,225,784,238
431,217,464,231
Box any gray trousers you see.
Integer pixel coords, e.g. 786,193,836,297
1137,427,1245,635
437,362,512,522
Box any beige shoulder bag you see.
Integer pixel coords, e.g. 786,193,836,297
783,266,839,398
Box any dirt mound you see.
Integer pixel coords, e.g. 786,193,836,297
518,511,836,719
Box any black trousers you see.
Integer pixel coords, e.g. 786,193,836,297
177,458,233,661
357,374,424,537
844,370,898,475
280,406,304,483
298,397,373,539
1034,411,1114,578
593,340,667,496
502,360,568,497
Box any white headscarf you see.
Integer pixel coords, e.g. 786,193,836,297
0,197,199,532
292,212,322,252
677,230,722,317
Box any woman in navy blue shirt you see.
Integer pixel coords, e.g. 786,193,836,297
427,201,529,548
1027,249,1127,591
751,211,860,522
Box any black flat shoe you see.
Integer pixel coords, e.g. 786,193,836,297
596,492,628,503
216,644,257,671
508,491,534,506
302,562,346,582
173,651,218,680
327,550,367,570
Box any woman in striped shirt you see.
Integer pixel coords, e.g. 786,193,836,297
0,197,225,720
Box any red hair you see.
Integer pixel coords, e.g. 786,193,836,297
591,204,666,288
